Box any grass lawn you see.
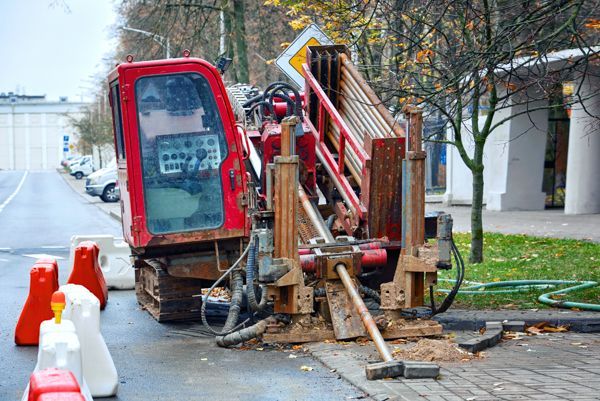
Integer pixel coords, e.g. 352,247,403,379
433,232,600,310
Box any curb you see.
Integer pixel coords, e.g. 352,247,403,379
434,309,600,333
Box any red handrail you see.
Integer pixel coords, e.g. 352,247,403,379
302,64,368,218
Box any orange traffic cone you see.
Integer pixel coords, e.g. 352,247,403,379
67,241,108,309
15,264,59,345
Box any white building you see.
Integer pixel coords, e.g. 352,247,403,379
443,49,600,215
0,92,89,170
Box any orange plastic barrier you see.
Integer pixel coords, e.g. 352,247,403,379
67,241,108,309
28,368,81,401
15,264,59,345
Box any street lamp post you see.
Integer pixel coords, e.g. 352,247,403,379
121,26,171,59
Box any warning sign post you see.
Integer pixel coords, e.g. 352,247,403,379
275,24,333,88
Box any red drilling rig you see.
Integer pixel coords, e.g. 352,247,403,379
107,45,463,372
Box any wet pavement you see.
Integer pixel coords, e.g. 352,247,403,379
0,170,369,401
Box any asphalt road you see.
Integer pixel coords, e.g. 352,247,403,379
0,170,368,401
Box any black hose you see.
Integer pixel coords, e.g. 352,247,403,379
248,101,274,121
262,82,303,121
200,240,253,336
359,284,381,304
216,318,269,347
429,238,465,316
246,237,268,312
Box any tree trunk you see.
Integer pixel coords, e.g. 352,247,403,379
232,0,248,83
470,152,484,263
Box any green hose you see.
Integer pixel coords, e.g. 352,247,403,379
438,279,600,311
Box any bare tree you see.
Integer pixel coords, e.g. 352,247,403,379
273,0,600,262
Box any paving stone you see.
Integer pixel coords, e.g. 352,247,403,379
403,362,440,379
305,332,600,400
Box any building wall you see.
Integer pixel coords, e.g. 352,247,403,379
444,89,548,211
0,101,88,170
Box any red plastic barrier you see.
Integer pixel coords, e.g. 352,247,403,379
67,241,108,309
15,264,59,345
28,368,81,401
38,394,85,401
34,259,59,283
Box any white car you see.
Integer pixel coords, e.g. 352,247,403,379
70,155,94,179
85,160,120,202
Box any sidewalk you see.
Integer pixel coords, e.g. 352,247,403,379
426,204,600,242
307,331,600,401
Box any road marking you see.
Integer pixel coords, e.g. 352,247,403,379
0,247,11,252
23,253,65,260
0,258,8,262
0,171,28,214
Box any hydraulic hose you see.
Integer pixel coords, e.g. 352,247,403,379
201,239,253,336
429,239,465,316
216,318,269,347
246,237,268,312
262,81,303,121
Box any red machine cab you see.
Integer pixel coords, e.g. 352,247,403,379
108,57,248,251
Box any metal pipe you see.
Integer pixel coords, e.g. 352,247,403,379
298,185,336,243
340,85,389,140
336,263,394,362
340,78,390,138
315,146,358,216
340,93,384,140
339,54,406,138
327,123,363,183
340,75,390,136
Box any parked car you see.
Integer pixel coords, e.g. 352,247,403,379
69,155,94,179
85,161,119,202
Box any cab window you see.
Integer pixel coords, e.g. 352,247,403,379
110,82,126,159
135,72,228,234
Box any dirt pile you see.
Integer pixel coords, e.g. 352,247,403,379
392,339,474,362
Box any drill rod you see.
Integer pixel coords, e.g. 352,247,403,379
336,263,394,362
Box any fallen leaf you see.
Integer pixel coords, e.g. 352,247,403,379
256,347,264,351
300,365,314,371
289,354,298,359
292,345,303,350
542,325,569,333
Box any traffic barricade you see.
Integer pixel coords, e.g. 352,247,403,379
27,368,80,401
60,284,119,397
15,263,59,345
23,292,93,401
69,235,134,289
67,241,108,309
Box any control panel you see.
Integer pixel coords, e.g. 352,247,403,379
156,132,222,175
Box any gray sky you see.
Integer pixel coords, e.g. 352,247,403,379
0,0,117,102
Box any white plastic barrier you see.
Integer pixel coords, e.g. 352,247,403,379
60,284,119,397
70,234,134,289
22,319,93,401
